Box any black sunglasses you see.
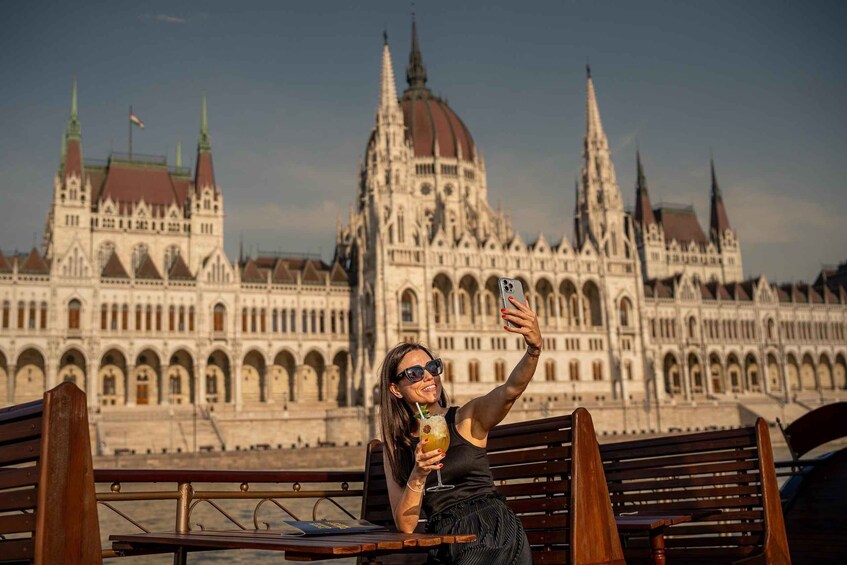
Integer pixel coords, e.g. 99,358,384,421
395,358,443,383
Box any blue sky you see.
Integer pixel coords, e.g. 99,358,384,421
1,0,845,282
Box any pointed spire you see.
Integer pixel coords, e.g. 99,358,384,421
585,68,606,141
198,94,211,152
406,13,428,91
63,78,83,178
634,150,657,227
60,127,66,165
66,78,81,138
709,158,732,237
176,141,182,168
379,32,399,110
194,95,215,192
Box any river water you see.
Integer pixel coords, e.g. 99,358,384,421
98,482,362,564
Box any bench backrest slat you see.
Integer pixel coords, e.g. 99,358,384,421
0,383,102,565
360,408,623,565
599,418,790,564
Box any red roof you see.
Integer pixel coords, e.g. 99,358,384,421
101,253,129,278
245,255,352,287
241,260,265,283
19,248,49,274
655,206,708,246
272,260,295,284
64,138,83,179
135,254,162,280
99,163,188,213
168,255,193,280
0,251,10,273
401,93,475,162
195,151,215,191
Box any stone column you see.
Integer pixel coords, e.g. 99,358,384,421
7,365,16,403
681,356,692,401
233,359,243,411
264,365,274,403
196,360,207,406
346,357,354,407
161,367,170,406
86,362,99,411
44,358,55,391
126,364,136,406
703,351,714,397
780,355,791,403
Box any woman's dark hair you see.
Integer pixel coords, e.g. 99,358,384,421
379,342,448,487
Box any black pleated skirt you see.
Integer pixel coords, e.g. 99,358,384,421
424,493,532,565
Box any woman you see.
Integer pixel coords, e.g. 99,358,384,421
378,295,541,564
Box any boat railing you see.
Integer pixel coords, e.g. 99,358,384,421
94,468,365,559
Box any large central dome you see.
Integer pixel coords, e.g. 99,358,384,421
400,20,475,162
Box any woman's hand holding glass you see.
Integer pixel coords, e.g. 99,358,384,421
409,436,445,491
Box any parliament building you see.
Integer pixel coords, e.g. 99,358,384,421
1,23,845,453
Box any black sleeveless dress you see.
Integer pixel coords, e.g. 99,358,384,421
408,407,531,565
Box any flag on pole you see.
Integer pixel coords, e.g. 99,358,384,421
130,112,145,128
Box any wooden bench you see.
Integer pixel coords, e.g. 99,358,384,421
599,419,790,564
361,408,624,564
0,382,102,564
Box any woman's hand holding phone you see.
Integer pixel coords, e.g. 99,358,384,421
500,279,543,357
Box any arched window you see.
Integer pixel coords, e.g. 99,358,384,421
619,297,632,327
494,360,506,382
189,306,195,332
443,360,454,383
40,301,47,329
468,361,480,383
164,245,181,271
545,359,556,382
131,243,149,273
592,360,603,381
101,304,108,330
401,289,417,324
68,299,82,330
213,303,226,333
1,300,9,328
569,360,580,381
688,317,697,340
98,241,115,273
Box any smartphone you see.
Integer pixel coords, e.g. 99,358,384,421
498,277,526,327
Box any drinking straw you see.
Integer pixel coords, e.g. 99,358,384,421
415,402,426,419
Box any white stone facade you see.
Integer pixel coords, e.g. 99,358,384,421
1,35,845,453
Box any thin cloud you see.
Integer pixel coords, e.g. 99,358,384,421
139,14,187,25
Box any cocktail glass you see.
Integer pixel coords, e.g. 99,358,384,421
419,413,454,492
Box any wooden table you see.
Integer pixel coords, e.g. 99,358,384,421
111,530,476,563
615,514,693,565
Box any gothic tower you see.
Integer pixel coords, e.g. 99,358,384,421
708,159,743,282
575,67,628,260
45,79,92,265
